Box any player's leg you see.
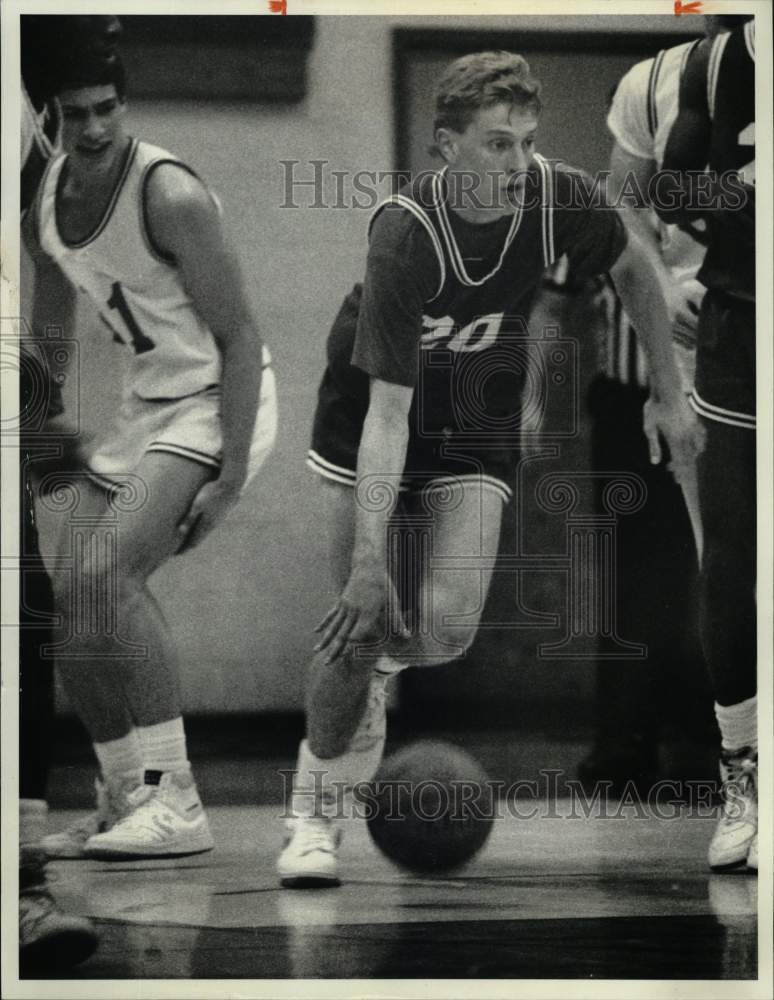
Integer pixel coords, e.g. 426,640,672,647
694,294,757,871
280,477,503,887
19,491,98,970
699,417,757,870
47,452,216,859
39,476,141,858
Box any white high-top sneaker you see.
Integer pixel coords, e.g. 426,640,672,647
83,769,214,860
278,675,390,889
42,773,142,859
277,813,342,888
708,747,758,871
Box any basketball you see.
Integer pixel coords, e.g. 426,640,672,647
363,741,495,873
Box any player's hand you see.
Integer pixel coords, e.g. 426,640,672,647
643,393,705,483
667,279,705,341
314,567,409,665
177,477,240,552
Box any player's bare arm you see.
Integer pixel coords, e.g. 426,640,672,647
608,229,704,474
316,377,413,664
145,164,263,547
609,142,703,339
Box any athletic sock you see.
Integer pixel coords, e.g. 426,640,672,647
715,696,758,753
373,655,405,679
293,665,397,820
136,717,189,774
93,730,144,783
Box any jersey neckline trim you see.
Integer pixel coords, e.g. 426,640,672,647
433,166,525,287
55,136,139,250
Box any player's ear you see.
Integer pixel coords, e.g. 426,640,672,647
435,128,458,165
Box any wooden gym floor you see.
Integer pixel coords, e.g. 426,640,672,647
32,796,758,982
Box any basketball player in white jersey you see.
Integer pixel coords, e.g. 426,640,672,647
277,51,703,887
25,55,277,860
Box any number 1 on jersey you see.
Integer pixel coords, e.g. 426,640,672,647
107,282,155,354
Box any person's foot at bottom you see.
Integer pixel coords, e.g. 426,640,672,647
708,746,757,871
83,768,214,859
19,848,98,975
277,815,342,888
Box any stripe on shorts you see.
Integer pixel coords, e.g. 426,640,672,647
690,389,756,429
147,442,221,468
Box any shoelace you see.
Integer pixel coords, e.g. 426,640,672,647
720,754,757,819
298,821,336,854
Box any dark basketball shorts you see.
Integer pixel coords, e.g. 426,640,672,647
308,369,520,504
691,290,755,430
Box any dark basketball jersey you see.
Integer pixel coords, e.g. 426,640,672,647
699,21,755,300
324,157,626,442
702,20,755,299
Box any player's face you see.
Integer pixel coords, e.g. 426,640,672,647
439,101,539,215
59,84,128,176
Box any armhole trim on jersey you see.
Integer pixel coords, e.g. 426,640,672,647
707,31,731,120
57,138,138,250
647,50,666,137
369,194,446,301
744,19,755,61
31,153,60,249
140,158,213,266
23,87,56,160
536,155,555,268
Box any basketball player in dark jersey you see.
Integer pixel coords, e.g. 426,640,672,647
18,16,122,971
278,51,704,887
657,18,757,872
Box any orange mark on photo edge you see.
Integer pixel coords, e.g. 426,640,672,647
269,0,287,13
674,0,703,14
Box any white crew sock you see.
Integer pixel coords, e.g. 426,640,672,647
136,717,189,774
715,696,758,753
373,655,405,679
20,799,48,849
292,664,402,820
93,730,144,783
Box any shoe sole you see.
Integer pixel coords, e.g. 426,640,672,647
40,847,89,860
19,927,98,975
85,841,214,860
709,856,751,872
279,873,341,889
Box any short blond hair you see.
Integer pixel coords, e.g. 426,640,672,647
433,51,542,136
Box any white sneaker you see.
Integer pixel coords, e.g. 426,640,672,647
746,834,758,871
277,816,341,888
708,747,758,871
83,769,214,860
41,774,141,859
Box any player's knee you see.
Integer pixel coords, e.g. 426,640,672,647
416,619,478,667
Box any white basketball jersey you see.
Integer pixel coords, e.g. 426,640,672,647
608,40,705,283
35,139,223,399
